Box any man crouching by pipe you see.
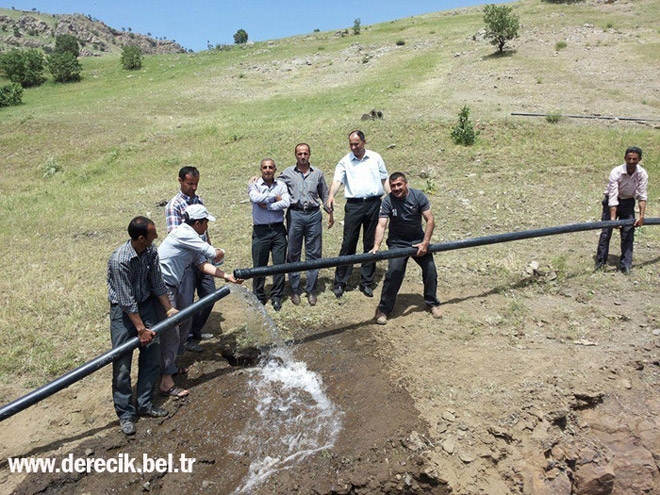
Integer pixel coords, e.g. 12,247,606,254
369,172,442,325
158,204,243,400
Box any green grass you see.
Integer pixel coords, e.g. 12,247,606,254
1,0,660,388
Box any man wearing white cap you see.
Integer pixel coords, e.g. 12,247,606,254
158,204,242,398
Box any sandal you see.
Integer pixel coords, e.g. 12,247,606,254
159,386,189,399
172,366,188,377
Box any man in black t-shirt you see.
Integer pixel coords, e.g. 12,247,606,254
369,172,442,325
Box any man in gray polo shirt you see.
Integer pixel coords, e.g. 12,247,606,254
369,172,442,325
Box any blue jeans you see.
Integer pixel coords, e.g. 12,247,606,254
179,265,216,341
110,298,162,421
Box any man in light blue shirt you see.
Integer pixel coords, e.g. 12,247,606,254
248,158,290,311
158,204,241,398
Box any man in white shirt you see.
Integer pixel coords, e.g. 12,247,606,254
595,146,648,274
327,130,389,298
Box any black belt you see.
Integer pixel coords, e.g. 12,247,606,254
290,204,319,212
346,196,380,203
254,222,284,229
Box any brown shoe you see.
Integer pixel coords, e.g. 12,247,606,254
307,293,317,306
430,305,442,319
291,293,301,306
375,310,388,325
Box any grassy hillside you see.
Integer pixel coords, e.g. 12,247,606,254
1,0,659,388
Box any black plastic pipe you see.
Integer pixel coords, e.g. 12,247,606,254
235,218,660,280
511,112,660,122
0,285,231,422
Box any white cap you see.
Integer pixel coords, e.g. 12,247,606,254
185,204,216,222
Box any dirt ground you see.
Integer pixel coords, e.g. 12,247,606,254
1,232,660,495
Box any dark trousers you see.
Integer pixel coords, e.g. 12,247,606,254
110,297,162,421
596,196,636,269
377,242,441,314
252,223,287,302
179,266,216,340
334,198,381,289
287,208,323,295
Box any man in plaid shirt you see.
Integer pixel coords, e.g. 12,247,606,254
107,216,178,435
166,166,216,352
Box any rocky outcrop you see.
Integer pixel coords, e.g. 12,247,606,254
0,11,187,55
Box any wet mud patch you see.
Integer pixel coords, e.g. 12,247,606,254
11,320,445,495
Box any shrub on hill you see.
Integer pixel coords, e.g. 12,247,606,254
0,48,46,87
233,29,248,44
54,34,80,57
451,106,479,146
0,82,23,107
121,45,142,70
483,4,520,53
47,52,82,83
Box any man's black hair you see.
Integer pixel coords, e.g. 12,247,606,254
128,216,154,240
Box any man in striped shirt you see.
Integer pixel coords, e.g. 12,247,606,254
107,216,178,435
595,146,648,274
165,166,216,352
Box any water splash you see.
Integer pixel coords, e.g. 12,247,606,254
227,286,343,494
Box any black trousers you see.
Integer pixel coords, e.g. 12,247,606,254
596,196,636,269
377,241,441,315
252,223,287,302
334,198,381,289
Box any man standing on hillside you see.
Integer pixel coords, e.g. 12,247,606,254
327,130,389,298
279,143,334,306
166,166,215,353
158,204,242,399
249,158,290,311
369,173,442,325
107,216,178,436
595,146,648,274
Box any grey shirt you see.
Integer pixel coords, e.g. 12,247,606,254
279,165,331,212
379,188,431,244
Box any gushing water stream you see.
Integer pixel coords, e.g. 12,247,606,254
227,286,343,493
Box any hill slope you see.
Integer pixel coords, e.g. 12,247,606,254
1,0,660,493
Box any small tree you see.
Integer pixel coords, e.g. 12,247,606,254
47,52,82,82
483,4,520,53
0,48,45,87
233,29,248,44
353,18,361,35
121,45,142,70
54,34,80,57
451,106,478,146
0,82,23,107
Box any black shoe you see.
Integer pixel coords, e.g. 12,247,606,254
594,261,606,271
359,285,374,298
272,298,282,311
621,267,632,276
138,407,169,418
333,286,344,298
120,419,136,436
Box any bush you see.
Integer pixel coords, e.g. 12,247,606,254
121,45,142,70
233,29,248,44
395,39,405,46
0,48,45,87
483,4,520,53
353,18,361,35
54,34,80,57
0,82,23,107
451,106,479,146
555,40,567,50
47,52,82,83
